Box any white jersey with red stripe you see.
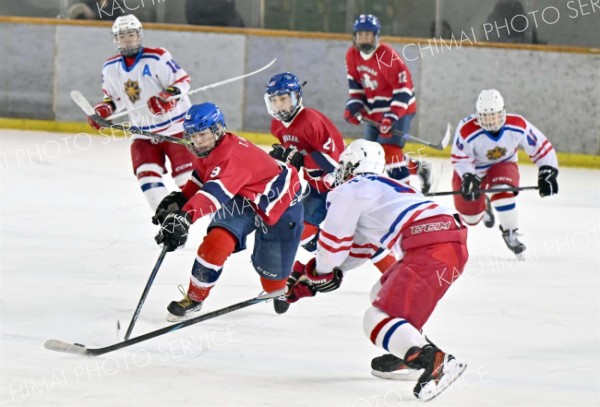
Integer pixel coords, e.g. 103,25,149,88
315,174,455,274
451,113,558,178
101,47,191,140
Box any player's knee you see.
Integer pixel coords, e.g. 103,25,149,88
198,227,237,266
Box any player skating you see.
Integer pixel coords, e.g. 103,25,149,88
264,72,396,273
285,139,469,401
153,103,303,319
451,89,559,259
87,14,194,212
344,14,432,193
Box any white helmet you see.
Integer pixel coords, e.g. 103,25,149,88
476,89,506,132
112,15,143,57
335,139,386,185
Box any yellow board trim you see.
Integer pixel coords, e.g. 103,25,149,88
1,117,598,169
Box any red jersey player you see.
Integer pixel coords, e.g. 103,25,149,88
344,14,431,193
265,72,396,273
153,103,304,318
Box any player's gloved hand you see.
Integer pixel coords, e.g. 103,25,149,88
537,165,559,197
379,115,396,138
152,191,188,225
285,261,317,303
460,173,482,201
147,86,180,115
285,258,344,303
155,210,192,252
269,145,304,170
344,103,364,126
87,101,113,130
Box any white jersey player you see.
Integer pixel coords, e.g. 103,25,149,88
87,14,194,212
451,89,559,258
285,140,469,401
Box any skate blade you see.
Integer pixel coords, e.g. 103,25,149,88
515,252,525,261
418,360,467,402
371,368,422,381
165,312,198,322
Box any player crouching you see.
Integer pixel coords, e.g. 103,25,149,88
285,140,468,401
153,103,303,319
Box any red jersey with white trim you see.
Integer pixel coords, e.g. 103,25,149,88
451,113,559,178
345,43,416,123
271,107,345,192
315,174,455,274
101,47,191,139
181,133,301,225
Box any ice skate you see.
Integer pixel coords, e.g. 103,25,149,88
370,353,421,381
483,195,495,228
273,295,290,314
166,286,203,322
500,225,526,260
405,345,466,401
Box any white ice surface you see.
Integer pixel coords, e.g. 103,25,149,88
1,130,599,407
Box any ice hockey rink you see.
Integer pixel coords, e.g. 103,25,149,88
1,129,598,407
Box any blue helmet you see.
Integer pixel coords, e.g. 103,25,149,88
183,102,226,157
264,72,303,121
352,14,380,53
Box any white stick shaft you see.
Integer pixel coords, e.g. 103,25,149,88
106,58,277,121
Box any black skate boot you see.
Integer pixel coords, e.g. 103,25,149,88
166,287,203,321
371,353,421,380
500,225,526,260
404,345,466,401
483,195,495,228
273,295,290,314
417,161,433,194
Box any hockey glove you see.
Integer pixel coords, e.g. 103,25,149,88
344,107,362,126
379,116,396,138
285,258,343,303
537,165,559,197
269,144,304,170
147,86,180,115
460,173,482,201
87,101,114,130
152,191,189,225
155,211,192,252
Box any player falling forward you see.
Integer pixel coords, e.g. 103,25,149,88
87,14,194,212
285,140,468,401
451,89,559,259
344,14,432,193
153,103,303,319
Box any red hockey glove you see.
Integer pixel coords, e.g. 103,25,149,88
87,102,113,130
147,86,180,115
284,258,343,303
344,107,362,126
379,117,396,138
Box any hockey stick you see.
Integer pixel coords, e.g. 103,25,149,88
123,246,169,340
105,58,277,121
360,117,451,151
44,290,283,356
70,90,190,145
424,186,539,197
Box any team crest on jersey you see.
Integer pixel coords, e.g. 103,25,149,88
486,146,507,160
360,74,378,90
124,79,141,103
